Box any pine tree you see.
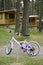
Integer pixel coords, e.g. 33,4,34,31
22,0,30,36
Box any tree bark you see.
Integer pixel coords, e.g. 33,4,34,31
15,0,20,34
22,0,30,36
39,0,43,32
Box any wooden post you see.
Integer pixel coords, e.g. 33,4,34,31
2,13,5,24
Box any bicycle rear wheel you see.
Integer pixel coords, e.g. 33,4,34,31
27,41,40,56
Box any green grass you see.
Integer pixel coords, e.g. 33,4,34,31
0,27,43,65
0,56,17,65
0,27,11,45
0,56,43,65
14,28,43,46
0,27,43,46
28,28,43,46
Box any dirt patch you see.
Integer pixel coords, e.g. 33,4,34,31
10,63,23,65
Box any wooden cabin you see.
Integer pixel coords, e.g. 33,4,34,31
0,10,39,27
0,9,16,25
29,15,39,27
20,12,39,27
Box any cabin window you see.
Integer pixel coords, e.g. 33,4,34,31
0,13,2,19
9,14,15,19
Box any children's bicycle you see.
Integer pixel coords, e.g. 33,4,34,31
5,36,40,56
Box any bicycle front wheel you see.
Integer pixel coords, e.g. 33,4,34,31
5,43,12,55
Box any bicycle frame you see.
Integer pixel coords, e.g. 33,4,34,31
10,36,31,52
11,36,21,47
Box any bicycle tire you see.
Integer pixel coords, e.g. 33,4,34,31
5,43,12,55
27,41,40,56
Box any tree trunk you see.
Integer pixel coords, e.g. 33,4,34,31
32,0,34,15
39,0,43,32
15,0,20,34
22,0,30,36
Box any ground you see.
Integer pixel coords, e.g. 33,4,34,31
0,43,43,58
10,63,23,65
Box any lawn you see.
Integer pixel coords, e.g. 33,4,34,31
0,27,11,45
10,27,43,46
0,26,43,65
0,26,43,46
0,56,43,65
